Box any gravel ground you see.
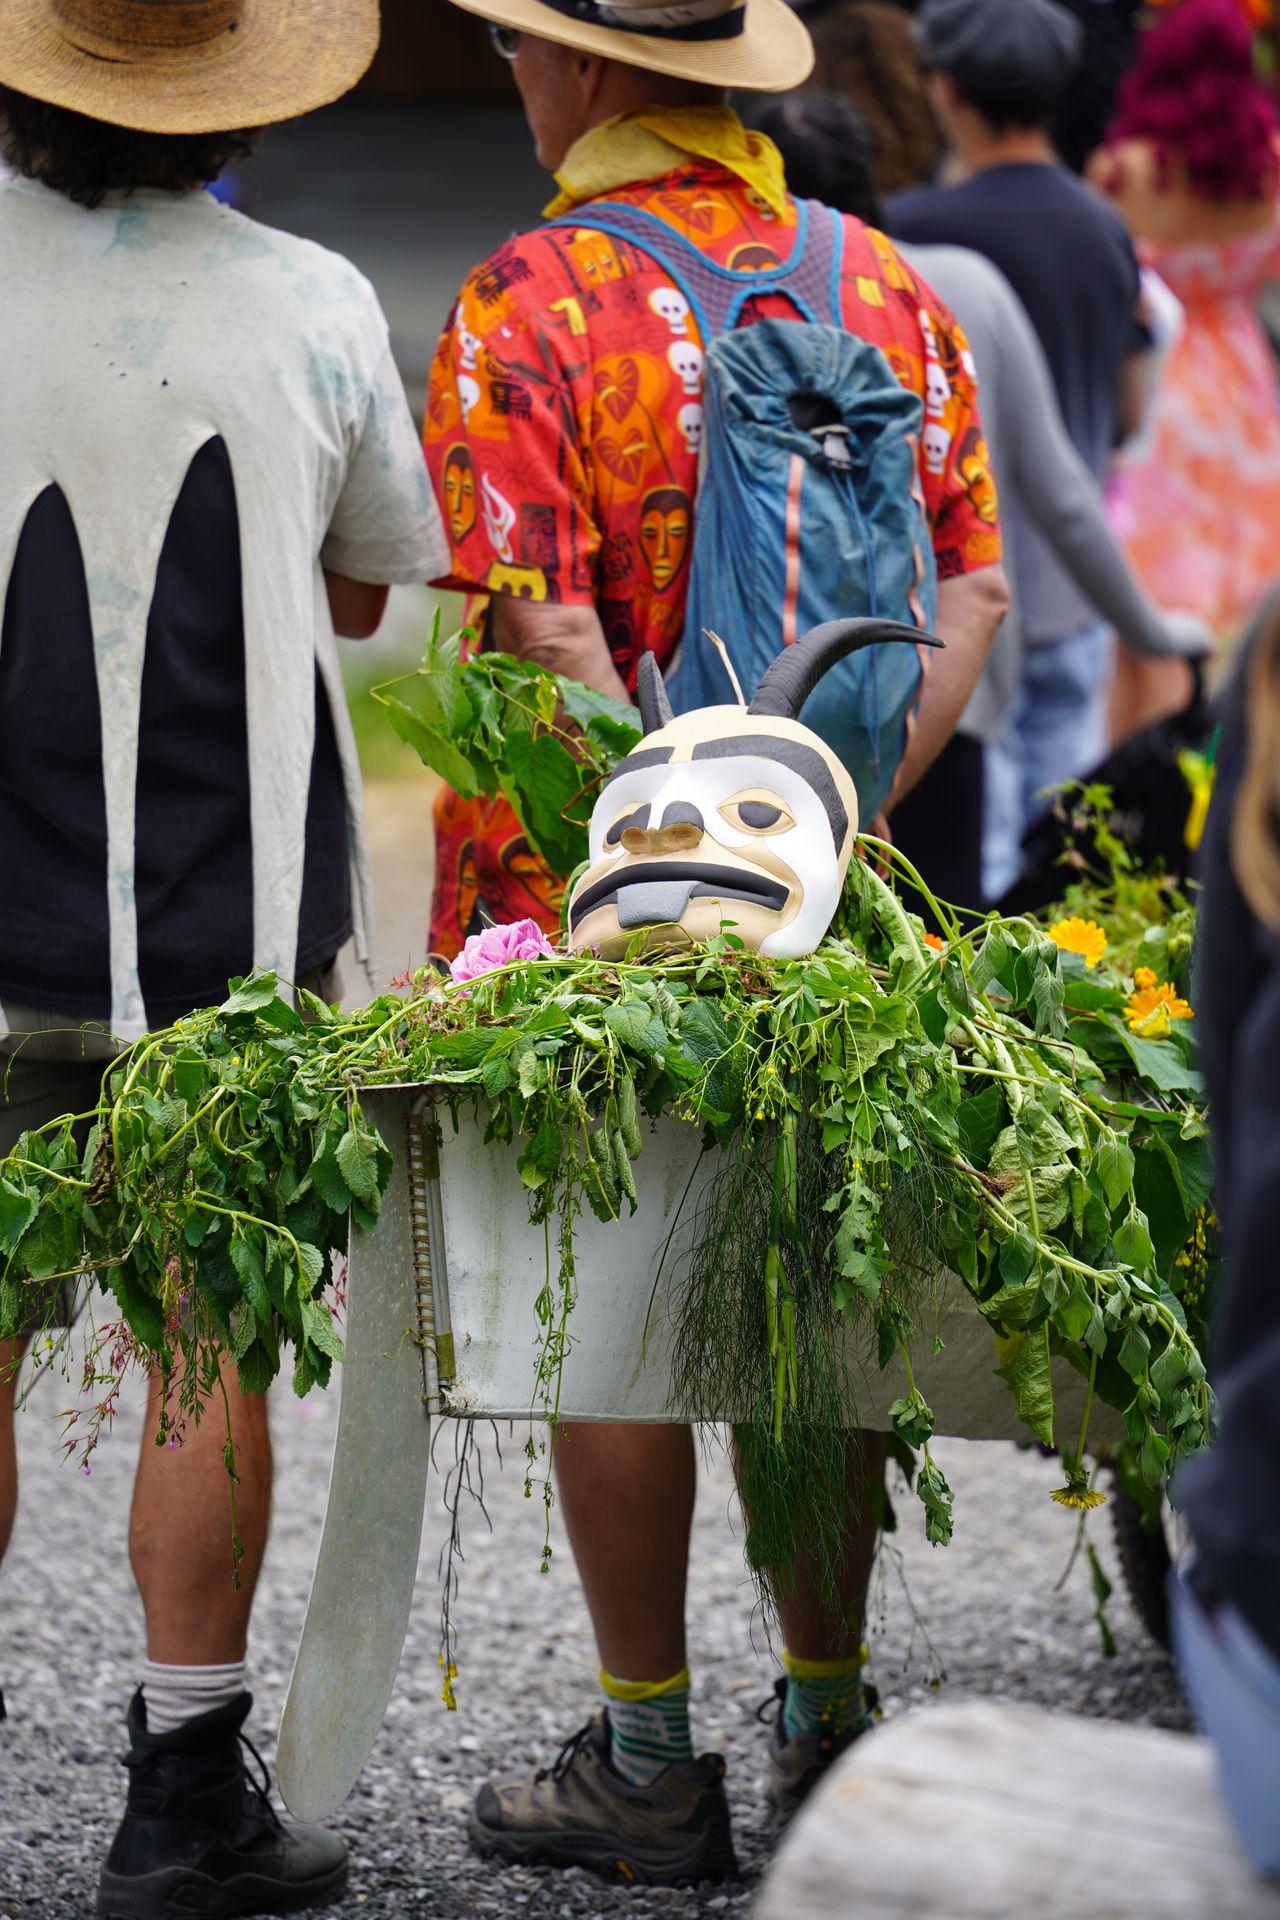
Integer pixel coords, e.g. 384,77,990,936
1,1368,1190,1920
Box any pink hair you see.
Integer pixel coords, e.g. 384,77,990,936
1107,0,1278,202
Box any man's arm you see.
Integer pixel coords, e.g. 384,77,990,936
887,565,1009,809
1115,347,1157,447
490,595,630,702
324,572,390,641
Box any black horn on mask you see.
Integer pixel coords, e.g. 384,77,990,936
747,619,943,723
637,649,675,735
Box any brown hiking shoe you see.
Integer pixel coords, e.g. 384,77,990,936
468,1713,737,1886
762,1678,871,1835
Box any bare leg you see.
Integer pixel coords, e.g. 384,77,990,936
554,1421,695,1680
129,1370,273,1664
743,1430,887,1662
0,1337,28,1569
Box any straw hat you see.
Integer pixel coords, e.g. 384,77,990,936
0,0,381,135
447,0,814,92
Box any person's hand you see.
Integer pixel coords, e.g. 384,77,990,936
861,810,892,878
1157,610,1215,659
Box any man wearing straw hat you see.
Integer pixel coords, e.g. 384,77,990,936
425,0,1009,1885
0,3,447,1914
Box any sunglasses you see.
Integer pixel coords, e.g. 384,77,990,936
488,22,523,59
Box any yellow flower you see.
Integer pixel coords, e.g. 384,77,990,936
923,932,945,953
1125,980,1193,1035
1133,966,1157,990
1051,1485,1107,1511
1048,917,1107,969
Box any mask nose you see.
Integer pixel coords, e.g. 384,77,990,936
621,800,704,855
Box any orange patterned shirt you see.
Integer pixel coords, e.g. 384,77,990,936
424,158,1000,953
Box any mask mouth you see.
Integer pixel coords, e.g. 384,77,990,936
569,860,790,934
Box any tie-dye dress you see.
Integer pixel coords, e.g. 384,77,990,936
1109,219,1280,641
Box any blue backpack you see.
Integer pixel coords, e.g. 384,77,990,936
548,198,937,816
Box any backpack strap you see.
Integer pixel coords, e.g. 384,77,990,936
545,198,845,341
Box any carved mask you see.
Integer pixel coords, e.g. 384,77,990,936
568,619,940,959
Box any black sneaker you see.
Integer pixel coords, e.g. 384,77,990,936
469,1712,738,1886
760,1677,871,1834
97,1690,348,1919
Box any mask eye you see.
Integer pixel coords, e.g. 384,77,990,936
718,791,795,836
606,804,649,847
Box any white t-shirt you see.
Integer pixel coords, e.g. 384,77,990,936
0,178,447,1038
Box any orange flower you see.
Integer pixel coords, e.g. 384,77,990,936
1048,917,1107,969
1133,966,1158,991
1126,980,1193,1037
923,932,945,953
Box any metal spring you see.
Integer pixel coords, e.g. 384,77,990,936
406,1106,436,1404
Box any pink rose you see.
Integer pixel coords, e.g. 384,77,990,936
449,918,555,986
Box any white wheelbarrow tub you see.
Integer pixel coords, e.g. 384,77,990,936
277,1086,1119,1821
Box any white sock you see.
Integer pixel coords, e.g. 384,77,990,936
141,1660,247,1736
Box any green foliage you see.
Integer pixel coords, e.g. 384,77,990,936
0,658,1218,1602
371,617,639,876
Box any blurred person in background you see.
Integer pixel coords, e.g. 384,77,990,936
1049,0,1144,175
1175,585,1280,1881
1089,0,1280,739
792,0,942,196
887,0,1156,899
756,90,1208,911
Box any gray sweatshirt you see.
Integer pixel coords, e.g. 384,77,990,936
899,242,1177,744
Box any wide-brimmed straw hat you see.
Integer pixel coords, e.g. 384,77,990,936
447,0,814,93
0,0,381,135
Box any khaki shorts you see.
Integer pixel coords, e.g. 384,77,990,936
0,966,341,1340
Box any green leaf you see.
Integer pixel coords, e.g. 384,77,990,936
1120,1032,1204,1096
171,1051,208,1107
517,1049,547,1098
301,1296,345,1363
604,1000,655,1051
220,971,282,1016
237,1338,277,1397
917,1457,954,1546
889,1389,935,1448
970,927,1010,994
555,676,642,753
1095,1135,1135,1213
380,691,480,795
998,1229,1037,1285
230,1229,272,1327
1140,1428,1171,1489
15,1195,82,1283
0,1178,38,1256
982,1278,1044,1331
311,1146,352,1215
1057,1282,1094,1344
295,1242,326,1295
994,1325,1055,1446
1064,976,1124,1014
955,1086,1005,1166
1117,1322,1151,1382
334,1127,379,1206
1114,1209,1155,1274
1150,1341,1188,1403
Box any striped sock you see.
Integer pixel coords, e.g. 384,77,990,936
780,1648,865,1742
141,1660,247,1737
600,1667,693,1785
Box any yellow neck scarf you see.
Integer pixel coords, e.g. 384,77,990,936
545,105,790,221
